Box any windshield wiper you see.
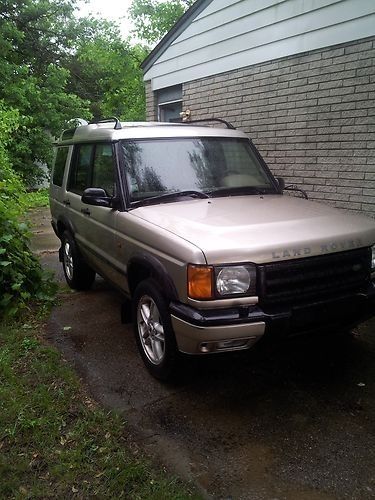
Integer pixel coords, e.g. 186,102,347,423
131,190,210,208
207,186,275,197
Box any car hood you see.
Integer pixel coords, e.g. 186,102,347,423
131,195,375,264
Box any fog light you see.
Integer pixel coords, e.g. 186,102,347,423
200,342,210,353
217,339,249,350
199,337,258,353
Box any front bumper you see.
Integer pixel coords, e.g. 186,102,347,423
170,283,375,354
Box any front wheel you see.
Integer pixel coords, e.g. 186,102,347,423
61,231,96,290
133,279,179,381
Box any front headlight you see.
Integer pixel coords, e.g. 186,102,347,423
216,265,256,296
187,264,256,300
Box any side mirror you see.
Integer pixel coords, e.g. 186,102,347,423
82,188,112,208
276,177,285,191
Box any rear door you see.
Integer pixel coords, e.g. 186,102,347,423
50,145,72,228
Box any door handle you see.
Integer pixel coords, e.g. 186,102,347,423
81,208,91,216
63,199,71,206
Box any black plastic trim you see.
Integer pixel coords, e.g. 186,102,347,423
170,284,375,334
284,184,309,199
257,247,372,306
88,117,122,130
56,215,75,239
51,220,58,237
113,141,127,211
184,118,235,129
127,253,179,300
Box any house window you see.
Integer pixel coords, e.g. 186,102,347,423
159,100,182,122
157,85,182,122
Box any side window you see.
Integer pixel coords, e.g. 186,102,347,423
92,144,115,197
52,147,69,186
68,144,93,194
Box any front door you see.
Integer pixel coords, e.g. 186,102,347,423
65,143,119,284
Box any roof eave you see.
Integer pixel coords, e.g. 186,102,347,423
141,0,213,75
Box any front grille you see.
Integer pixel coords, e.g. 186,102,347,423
257,247,371,307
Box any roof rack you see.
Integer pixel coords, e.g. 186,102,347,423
182,118,236,130
89,116,122,130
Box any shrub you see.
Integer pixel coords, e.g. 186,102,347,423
0,103,55,318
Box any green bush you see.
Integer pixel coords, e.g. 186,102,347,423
0,103,55,318
21,188,50,209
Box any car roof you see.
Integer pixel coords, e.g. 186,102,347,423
56,121,248,145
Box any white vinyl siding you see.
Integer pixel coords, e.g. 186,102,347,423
144,0,375,90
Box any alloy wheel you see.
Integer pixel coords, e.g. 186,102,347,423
137,295,165,365
63,241,74,281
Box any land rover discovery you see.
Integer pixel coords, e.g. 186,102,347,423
50,118,375,379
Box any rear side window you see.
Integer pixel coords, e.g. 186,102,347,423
52,147,69,186
68,144,93,194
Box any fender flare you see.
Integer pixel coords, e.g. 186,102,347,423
56,215,76,239
56,216,76,262
127,252,179,301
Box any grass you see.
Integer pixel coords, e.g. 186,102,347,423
0,191,199,498
0,318,200,499
21,188,50,209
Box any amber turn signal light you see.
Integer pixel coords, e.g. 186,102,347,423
187,264,214,300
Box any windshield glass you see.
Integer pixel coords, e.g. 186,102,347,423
121,137,275,203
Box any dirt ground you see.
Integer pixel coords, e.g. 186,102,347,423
31,207,375,500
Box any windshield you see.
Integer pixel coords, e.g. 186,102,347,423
121,137,276,203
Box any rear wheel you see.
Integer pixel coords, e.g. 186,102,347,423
61,231,95,290
133,279,179,380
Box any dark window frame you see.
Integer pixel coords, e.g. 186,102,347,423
67,142,118,197
67,143,94,195
52,146,69,186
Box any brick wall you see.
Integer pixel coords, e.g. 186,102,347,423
145,81,157,121
181,37,375,218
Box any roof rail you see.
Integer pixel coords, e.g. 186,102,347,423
89,117,122,130
61,128,76,141
182,118,236,130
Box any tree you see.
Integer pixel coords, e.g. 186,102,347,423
0,0,149,313
0,0,91,183
67,21,147,121
0,0,147,184
129,0,194,46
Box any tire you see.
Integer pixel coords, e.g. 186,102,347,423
61,231,96,290
133,278,179,381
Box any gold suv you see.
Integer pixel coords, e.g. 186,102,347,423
50,118,375,380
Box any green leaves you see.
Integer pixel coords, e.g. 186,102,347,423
0,0,149,185
129,0,194,46
0,0,154,317
67,23,147,122
0,105,56,318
